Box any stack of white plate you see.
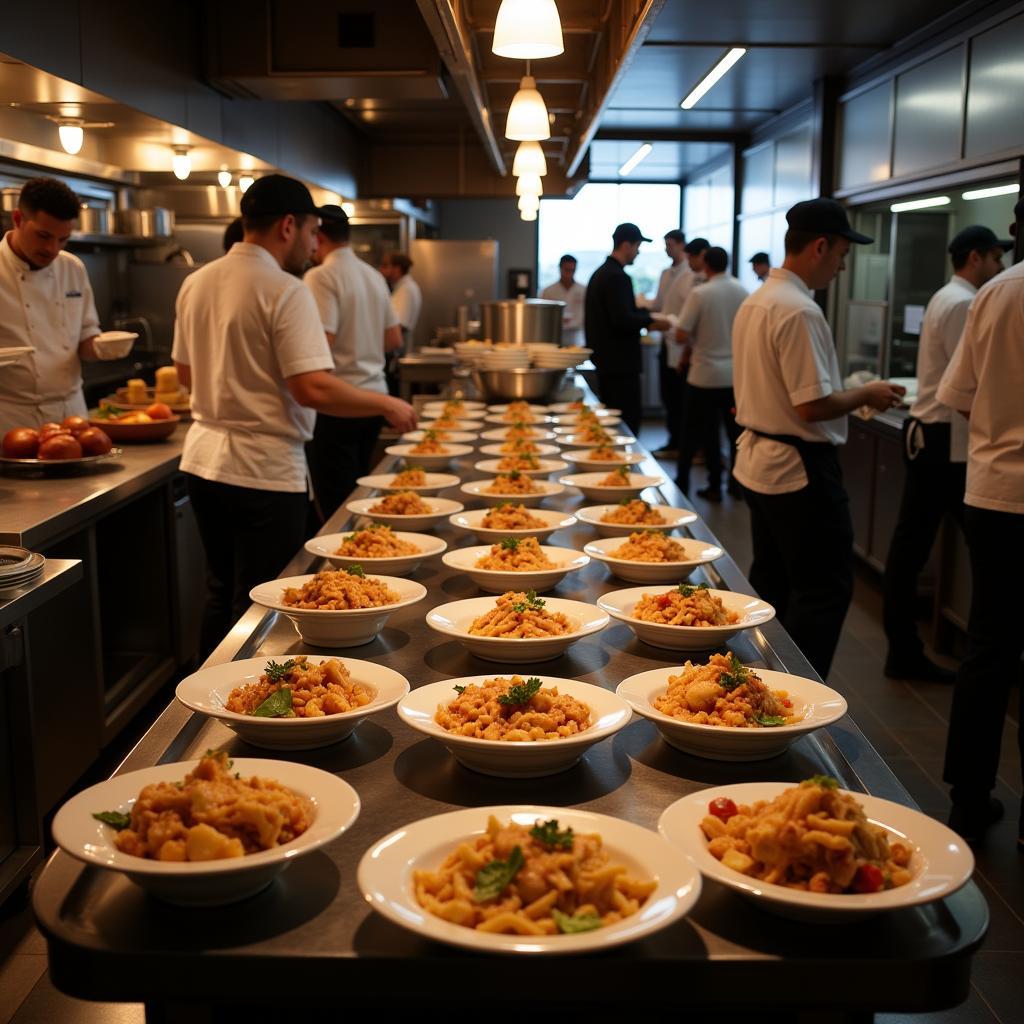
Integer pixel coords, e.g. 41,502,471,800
452,342,490,366
532,346,591,370
0,546,44,597
478,347,531,370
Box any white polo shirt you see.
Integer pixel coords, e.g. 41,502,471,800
732,268,846,495
0,233,100,432
663,267,703,362
391,273,422,333
937,259,1024,515
171,242,334,493
540,280,586,346
304,246,398,394
677,273,749,388
651,261,685,311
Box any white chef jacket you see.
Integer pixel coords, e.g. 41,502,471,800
662,268,703,363
650,261,685,312
732,268,847,495
540,280,586,346
0,232,100,433
390,273,422,334
677,273,749,388
171,242,334,493
937,259,1024,515
305,246,398,394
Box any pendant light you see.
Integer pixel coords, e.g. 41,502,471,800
512,140,547,177
520,208,538,222
515,173,543,198
518,193,540,213
57,122,85,155
217,167,232,188
238,174,255,193
504,76,550,141
492,0,563,59
171,147,192,181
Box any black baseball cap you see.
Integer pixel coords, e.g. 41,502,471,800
684,237,710,254
240,174,325,219
786,198,873,244
318,204,350,226
948,224,1013,257
612,222,652,245
749,251,770,263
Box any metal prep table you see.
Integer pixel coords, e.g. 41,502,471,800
31,397,987,1022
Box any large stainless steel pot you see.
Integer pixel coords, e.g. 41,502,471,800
115,207,175,238
471,367,566,402
77,206,113,234
481,298,564,345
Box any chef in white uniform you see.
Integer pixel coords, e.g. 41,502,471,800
0,177,101,433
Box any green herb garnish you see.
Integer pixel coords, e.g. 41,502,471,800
264,659,297,682
500,536,520,551
401,462,424,474
754,713,786,727
803,774,839,790
507,470,522,480
203,749,233,770
474,845,525,903
347,564,366,578
676,582,710,597
511,590,546,613
253,687,295,718
453,684,467,696
717,653,749,692
94,403,126,419
93,810,131,830
422,429,438,441
551,908,603,934
498,676,543,706
530,819,574,850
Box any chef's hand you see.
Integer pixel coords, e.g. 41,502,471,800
861,380,907,411
382,396,418,432
648,316,671,332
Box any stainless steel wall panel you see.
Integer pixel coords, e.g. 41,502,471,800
839,82,894,189
964,12,1024,159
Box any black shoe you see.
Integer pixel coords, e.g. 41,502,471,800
948,797,1004,843
696,486,722,502
884,653,956,684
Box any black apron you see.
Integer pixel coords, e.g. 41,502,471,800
747,428,844,496
902,416,951,467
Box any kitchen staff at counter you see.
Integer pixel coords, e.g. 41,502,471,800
0,177,101,434
540,255,586,346
172,175,416,654
732,199,905,680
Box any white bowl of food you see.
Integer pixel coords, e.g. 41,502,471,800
575,503,698,538
616,655,847,760
561,449,645,473
478,441,561,459
442,540,589,594
384,442,473,469
460,478,565,508
449,506,576,542
356,470,460,496
421,400,486,416
483,414,552,427
52,754,360,906
250,570,427,648
548,403,620,415
175,655,411,751
658,781,973,921
479,427,558,444
426,593,608,663
92,330,138,360
557,432,634,450
584,535,722,584
305,527,446,575
401,429,477,445
346,494,464,532
486,403,550,415
358,804,701,953
416,418,482,432
597,585,776,651
559,470,662,501
553,414,622,429
474,457,567,478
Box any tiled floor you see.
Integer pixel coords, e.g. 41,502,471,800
1,423,1019,1023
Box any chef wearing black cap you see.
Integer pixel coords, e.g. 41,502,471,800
584,223,670,434
732,198,905,679
882,224,1011,682
749,252,771,283
172,174,416,653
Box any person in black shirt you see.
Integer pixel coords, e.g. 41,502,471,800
584,223,670,434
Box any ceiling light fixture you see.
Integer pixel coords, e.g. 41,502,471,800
505,75,551,141
515,173,543,197
171,146,192,181
238,174,255,193
518,193,540,213
217,167,232,188
342,202,356,217
680,47,746,110
889,196,951,212
618,143,653,177
46,114,114,155
521,208,538,222
961,183,1020,201
492,0,564,59
512,140,547,177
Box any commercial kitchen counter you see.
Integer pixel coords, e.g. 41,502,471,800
32,394,987,1021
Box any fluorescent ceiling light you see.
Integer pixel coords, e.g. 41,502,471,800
680,48,746,109
505,76,551,141
515,173,543,197
618,143,652,176
889,196,950,212
513,140,547,177
217,168,232,188
961,183,1020,201
492,0,563,59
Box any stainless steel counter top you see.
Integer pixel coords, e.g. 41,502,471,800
0,558,82,630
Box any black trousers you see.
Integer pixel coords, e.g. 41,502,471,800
186,474,309,658
882,421,966,659
306,413,384,524
595,371,642,436
943,506,1024,799
676,383,740,495
658,340,685,447
743,448,854,680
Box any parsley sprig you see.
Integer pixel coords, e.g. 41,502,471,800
498,676,543,706
473,846,524,903
717,653,749,692
530,819,574,849
676,581,710,597
803,774,839,790
346,564,366,578
264,658,297,683
552,908,603,933
500,536,521,551
511,590,545,613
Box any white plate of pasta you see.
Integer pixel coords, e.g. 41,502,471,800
305,528,447,575
346,495,464,532
479,427,558,443
460,478,565,508
384,442,474,469
357,805,701,953
616,656,847,760
425,593,609,663
400,429,478,445
658,780,974,921
356,471,461,496
559,470,663,501
478,441,561,459
474,457,568,478
175,655,410,750
597,585,775,651
584,535,723,584
397,675,631,777
442,541,589,594
449,507,576,542
561,449,646,473
575,503,698,538
557,433,635,450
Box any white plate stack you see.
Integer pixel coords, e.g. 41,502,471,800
532,346,591,370
478,347,531,370
452,342,488,365
0,546,44,598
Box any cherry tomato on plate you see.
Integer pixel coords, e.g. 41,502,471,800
708,797,739,822
852,863,885,893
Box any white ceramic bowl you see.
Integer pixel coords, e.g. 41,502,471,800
358,804,701,954
658,783,974,921
616,665,848,760
355,471,461,496
346,496,464,532
426,595,608,663
384,443,474,469
584,536,723,583
597,586,776,651
400,429,478,445
460,478,565,508
92,330,138,360
483,413,553,426
478,442,561,459
398,675,631,777
442,544,589,594
562,448,645,470
548,403,619,415
553,414,623,429
559,470,663,501
575,504,698,538
486,403,550,414
480,428,557,443
175,656,411,750
421,405,486,420
416,418,481,432
52,758,360,906
474,457,568,478
304,531,447,575
448,508,577,542
250,574,427,648
558,433,634,450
